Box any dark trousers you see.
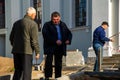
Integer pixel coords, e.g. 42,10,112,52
44,52,63,78
13,53,32,80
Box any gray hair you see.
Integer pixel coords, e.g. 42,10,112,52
26,7,36,14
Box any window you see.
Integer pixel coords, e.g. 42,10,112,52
33,0,42,31
75,0,86,27
0,0,5,29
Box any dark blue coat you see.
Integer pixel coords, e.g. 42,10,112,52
42,21,72,56
93,26,110,46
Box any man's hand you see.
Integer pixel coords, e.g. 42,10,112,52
110,38,114,42
36,54,40,59
65,40,70,45
56,40,62,45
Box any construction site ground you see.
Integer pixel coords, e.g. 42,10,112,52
32,65,90,80
1,54,120,80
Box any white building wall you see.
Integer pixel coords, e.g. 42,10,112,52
42,0,61,25
1,0,119,60
119,0,120,51
42,0,74,28
110,0,119,52
108,0,119,55
60,0,74,28
91,0,110,56
5,0,31,57
92,0,109,33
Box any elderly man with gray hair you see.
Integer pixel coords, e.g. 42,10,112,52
9,7,40,80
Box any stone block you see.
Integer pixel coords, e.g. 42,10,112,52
0,75,11,80
63,50,85,66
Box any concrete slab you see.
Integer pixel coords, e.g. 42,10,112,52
56,72,84,80
65,50,85,66
0,75,11,80
0,74,13,80
57,71,120,80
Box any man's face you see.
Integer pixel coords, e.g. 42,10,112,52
103,25,108,30
52,16,60,25
31,13,36,20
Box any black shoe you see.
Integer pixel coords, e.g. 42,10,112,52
40,77,44,80
45,78,49,80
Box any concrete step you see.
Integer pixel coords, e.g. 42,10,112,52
57,72,120,80
102,62,120,65
112,54,120,58
103,59,120,63
102,64,120,68
103,57,120,61
102,54,120,69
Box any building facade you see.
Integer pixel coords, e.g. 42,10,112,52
0,0,119,62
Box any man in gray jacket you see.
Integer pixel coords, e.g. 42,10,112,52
9,7,40,80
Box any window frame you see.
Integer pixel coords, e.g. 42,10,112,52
75,0,87,27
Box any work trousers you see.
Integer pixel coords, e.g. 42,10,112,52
13,53,32,80
44,52,63,78
93,43,103,72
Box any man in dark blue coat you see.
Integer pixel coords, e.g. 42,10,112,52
42,11,72,79
93,21,113,72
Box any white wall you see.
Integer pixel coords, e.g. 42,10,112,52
42,0,74,28
92,0,109,33
5,0,31,57
111,0,119,50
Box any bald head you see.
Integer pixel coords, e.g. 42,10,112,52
26,7,36,19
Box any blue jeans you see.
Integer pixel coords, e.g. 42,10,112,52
93,43,103,71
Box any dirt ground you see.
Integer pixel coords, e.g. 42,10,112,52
0,56,14,75
0,56,91,80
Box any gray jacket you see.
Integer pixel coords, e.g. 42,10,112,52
9,15,40,55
